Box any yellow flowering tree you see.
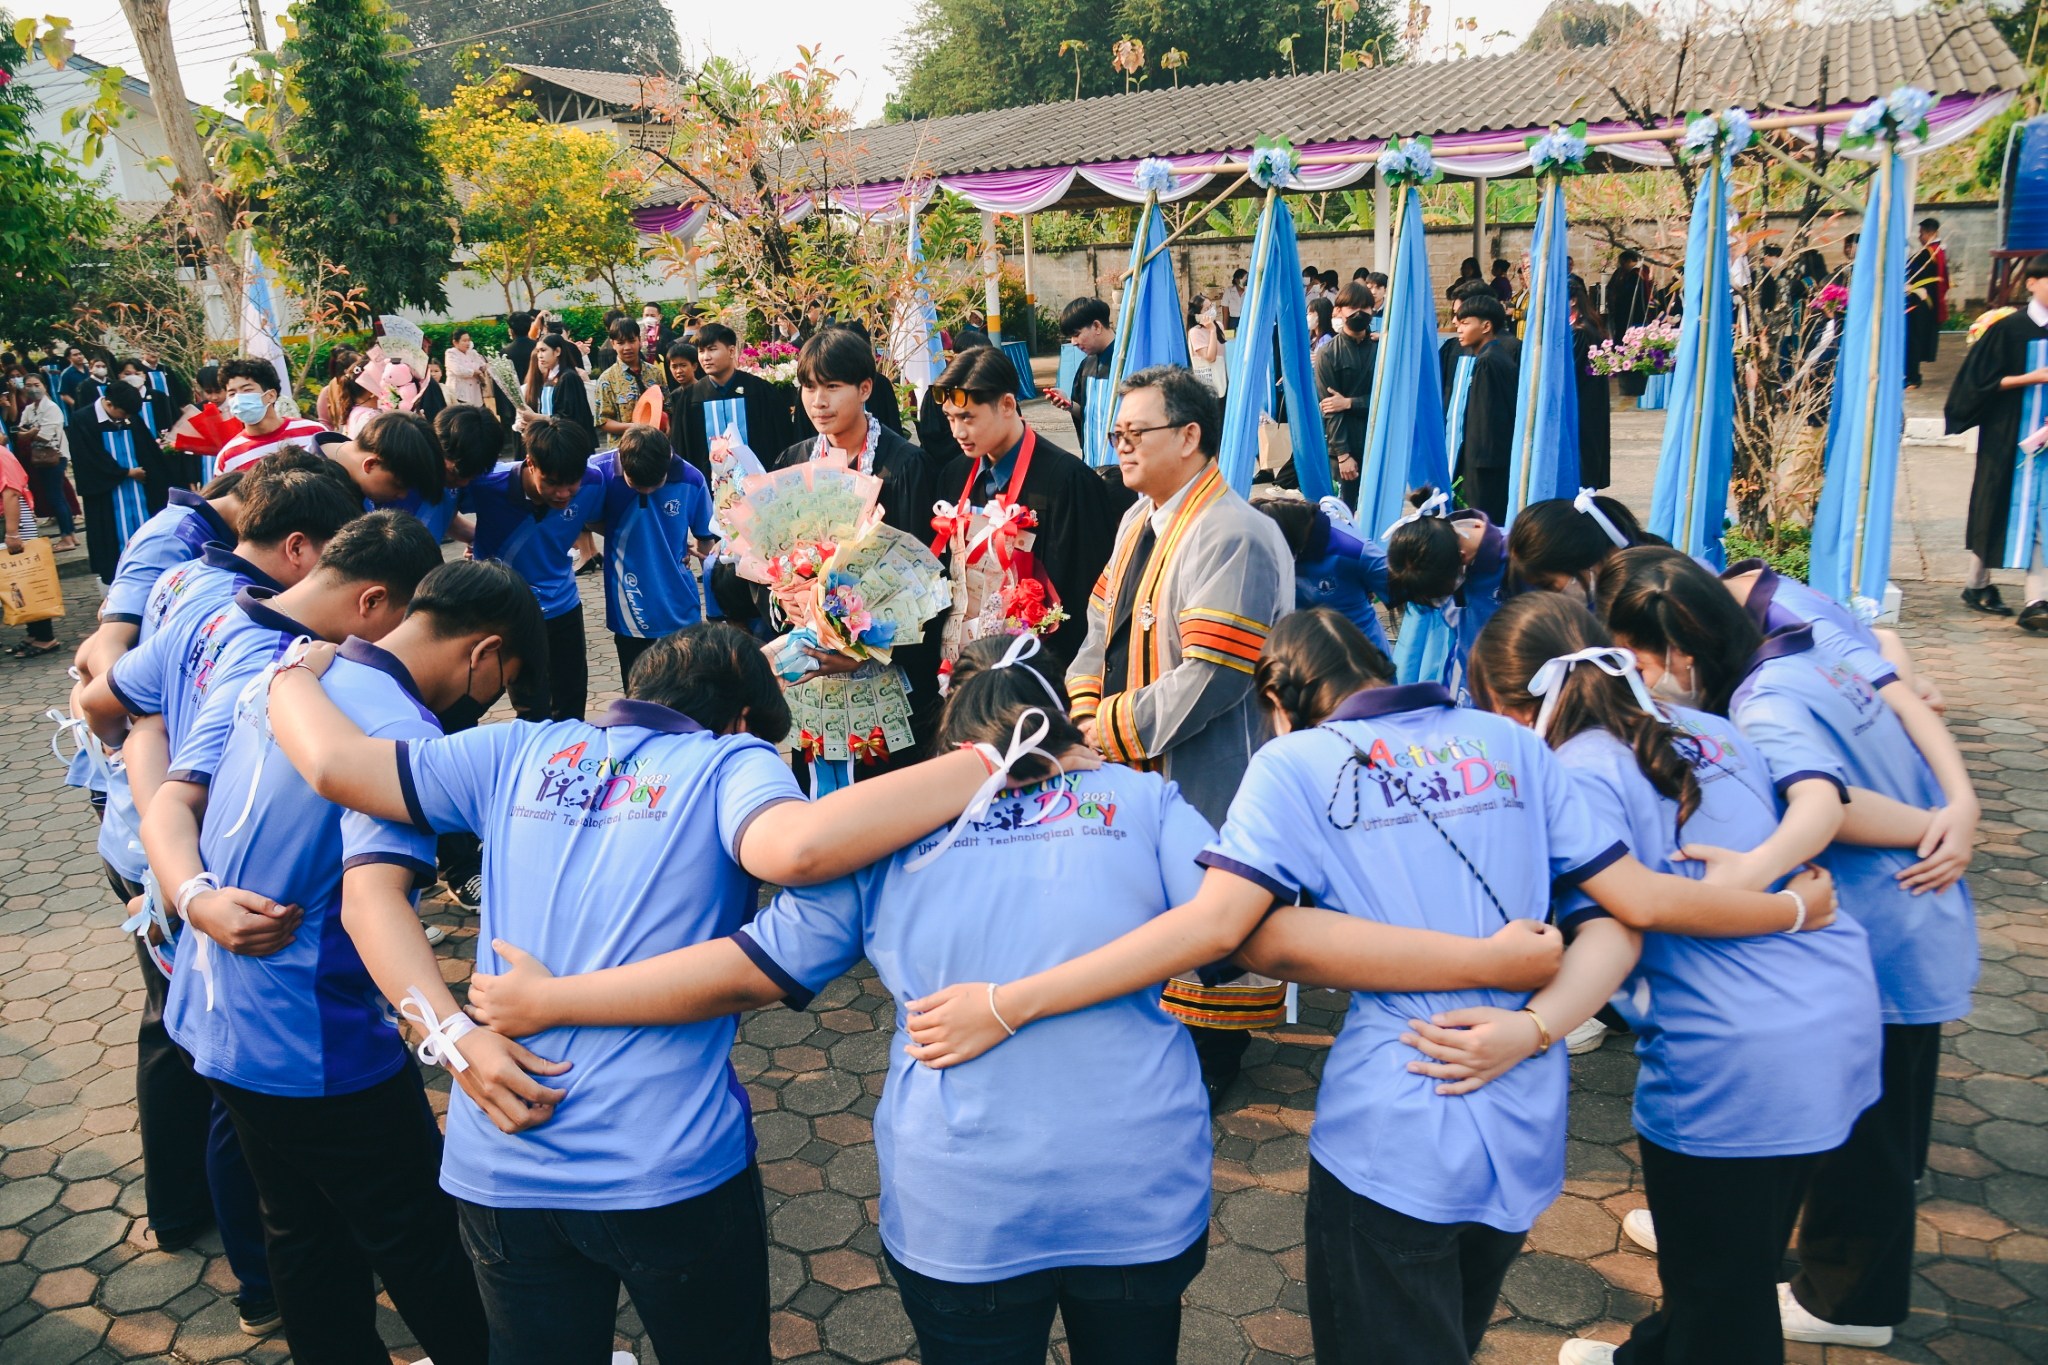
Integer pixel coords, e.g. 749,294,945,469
426,67,645,310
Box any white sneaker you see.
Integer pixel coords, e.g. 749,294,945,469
1622,1207,1658,1253
1777,1282,1892,1347
1565,1016,1608,1054
1559,1340,1618,1364
422,922,448,946
611,1354,638,1365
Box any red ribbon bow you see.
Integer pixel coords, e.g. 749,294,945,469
798,729,824,762
967,500,1036,570
848,727,889,765
929,499,971,546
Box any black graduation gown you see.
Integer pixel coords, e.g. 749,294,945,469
1067,347,1114,447
145,366,191,410
506,336,536,387
543,369,596,449
1573,324,1612,489
68,407,178,581
915,388,966,475
681,372,792,474
1439,335,1521,523
1945,307,2048,564
1606,269,1650,396
938,431,1135,664
1313,329,1375,465
663,382,703,477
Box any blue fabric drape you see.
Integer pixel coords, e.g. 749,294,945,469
1648,160,1736,564
1357,185,1448,537
1810,143,1908,608
1506,175,1581,522
1218,191,1333,500
1091,200,1190,467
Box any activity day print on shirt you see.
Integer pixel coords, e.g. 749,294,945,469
516,740,673,827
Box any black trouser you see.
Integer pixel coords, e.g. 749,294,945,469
23,616,52,642
1187,1023,1251,1100
885,1233,1205,1365
1304,1157,1525,1365
613,631,656,686
457,1166,770,1365
208,1064,488,1365
1789,1022,1940,1328
1457,462,1510,526
532,607,587,722
1616,1139,1820,1364
108,864,271,1299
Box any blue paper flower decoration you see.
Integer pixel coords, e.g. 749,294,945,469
1677,107,1755,174
1527,123,1589,176
1134,157,1179,195
1840,85,1935,151
1375,137,1439,187
1247,142,1298,189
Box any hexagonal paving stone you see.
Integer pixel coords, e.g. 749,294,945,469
1499,1253,1609,1329
771,1191,865,1253
98,1250,204,1314
1187,1242,1286,1316
1216,1189,1305,1253
0,1173,61,1226
779,1069,861,1117
820,1285,917,1364
3,1304,107,1364
25,1209,130,1270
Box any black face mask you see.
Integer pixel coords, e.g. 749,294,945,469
1344,311,1368,334
436,654,504,732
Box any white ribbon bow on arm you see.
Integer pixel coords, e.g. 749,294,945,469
1380,488,1451,544
121,870,180,979
47,706,113,789
218,636,318,841
1526,646,1663,739
905,708,1062,873
400,987,477,1073
1573,488,1631,549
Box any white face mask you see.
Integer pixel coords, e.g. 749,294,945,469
123,374,147,390
91,366,108,380
1648,652,1698,708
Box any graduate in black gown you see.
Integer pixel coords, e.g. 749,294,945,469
1944,254,2048,626
1438,291,1522,524
1314,282,1377,504
932,345,1133,663
69,380,179,585
1570,278,1613,489
678,322,792,478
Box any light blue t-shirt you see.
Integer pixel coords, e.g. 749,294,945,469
397,700,802,1210
108,588,310,768
592,450,715,639
164,640,439,1097
101,489,234,625
373,486,464,544
466,465,605,619
1730,624,1978,1026
1295,511,1392,656
736,766,1214,1282
1732,561,1898,693
139,545,283,645
1200,682,1625,1233
1554,710,1882,1157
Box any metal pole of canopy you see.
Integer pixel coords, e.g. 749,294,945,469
1372,169,1390,273
1472,177,1488,275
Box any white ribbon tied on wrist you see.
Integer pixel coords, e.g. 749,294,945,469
47,708,113,788
121,871,180,980
906,708,1063,872
399,988,477,1073
175,873,221,1010
1526,646,1664,739
1573,488,1631,549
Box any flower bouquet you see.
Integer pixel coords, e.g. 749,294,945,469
484,352,534,412
739,342,800,386
1586,320,1682,377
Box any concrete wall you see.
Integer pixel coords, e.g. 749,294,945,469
1010,199,2001,327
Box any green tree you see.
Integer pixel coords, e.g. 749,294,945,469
266,0,460,314
0,16,120,347
401,0,684,109
888,0,1397,119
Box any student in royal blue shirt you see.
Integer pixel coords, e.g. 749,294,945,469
1598,549,1979,1352
593,423,715,681
896,609,1831,1365
1258,495,1394,654
464,416,604,721
370,402,503,542
1464,593,1880,1365
143,562,551,1365
1384,492,1506,703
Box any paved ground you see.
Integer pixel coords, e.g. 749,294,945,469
5,348,2048,1363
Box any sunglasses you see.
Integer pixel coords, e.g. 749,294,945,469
940,388,998,412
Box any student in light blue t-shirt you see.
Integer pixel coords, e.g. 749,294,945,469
1598,548,1980,1353
1384,494,1506,703
260,621,1064,1365
895,609,1830,1365
453,632,1557,1365
1461,592,1880,1365
592,423,715,681
145,561,552,1365
1258,495,1395,655
462,416,604,721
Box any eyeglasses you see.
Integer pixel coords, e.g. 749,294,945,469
1109,423,1181,450
940,388,994,412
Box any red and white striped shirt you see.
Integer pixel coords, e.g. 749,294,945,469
215,417,331,474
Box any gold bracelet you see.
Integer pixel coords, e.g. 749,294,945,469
1521,1006,1553,1056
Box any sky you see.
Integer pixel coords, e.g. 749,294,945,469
44,0,1542,125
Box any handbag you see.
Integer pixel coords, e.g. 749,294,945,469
0,536,65,625
24,436,62,470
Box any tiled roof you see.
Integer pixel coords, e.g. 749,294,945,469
503,63,659,110
749,9,2021,196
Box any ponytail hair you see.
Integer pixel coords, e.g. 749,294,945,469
934,635,1086,784
1254,607,1395,732
1470,592,1702,834
1504,495,1659,595
1384,486,1462,605
1593,546,1761,717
